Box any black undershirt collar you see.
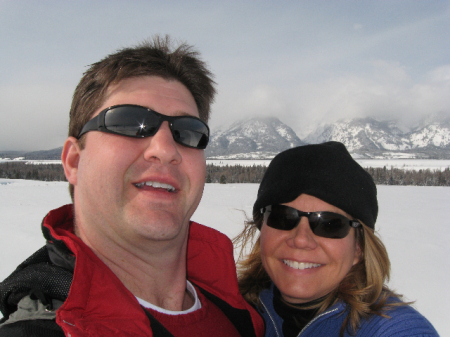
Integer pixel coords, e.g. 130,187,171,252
273,286,327,337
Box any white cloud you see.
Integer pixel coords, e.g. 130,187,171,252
427,65,450,83
212,61,450,139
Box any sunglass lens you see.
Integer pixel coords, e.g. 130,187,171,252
311,213,350,239
266,205,300,231
172,118,209,149
105,106,160,137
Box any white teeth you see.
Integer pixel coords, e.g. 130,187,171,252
283,260,321,270
134,181,175,192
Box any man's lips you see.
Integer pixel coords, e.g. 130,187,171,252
134,181,176,193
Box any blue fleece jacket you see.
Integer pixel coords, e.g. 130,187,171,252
259,285,439,337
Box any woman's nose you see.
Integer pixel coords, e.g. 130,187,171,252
286,217,318,250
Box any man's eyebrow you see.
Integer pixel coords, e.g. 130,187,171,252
175,111,197,117
147,107,197,117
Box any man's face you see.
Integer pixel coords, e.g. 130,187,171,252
67,76,206,248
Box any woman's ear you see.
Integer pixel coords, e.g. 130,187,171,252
61,137,81,185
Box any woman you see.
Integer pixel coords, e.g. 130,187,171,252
235,142,439,337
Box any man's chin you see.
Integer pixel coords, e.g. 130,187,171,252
131,216,188,243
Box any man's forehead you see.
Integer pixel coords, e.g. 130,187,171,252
97,76,198,117
105,75,186,96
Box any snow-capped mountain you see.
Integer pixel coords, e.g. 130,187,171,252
409,124,450,150
304,118,411,153
206,117,306,159
305,113,450,158
409,112,450,150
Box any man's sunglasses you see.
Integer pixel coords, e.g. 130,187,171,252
261,204,361,239
77,104,210,149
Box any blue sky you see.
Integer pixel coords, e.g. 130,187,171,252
1,1,449,151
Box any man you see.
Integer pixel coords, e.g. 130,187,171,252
0,36,264,337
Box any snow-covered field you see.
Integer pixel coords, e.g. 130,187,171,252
0,179,448,335
207,159,450,171
355,159,450,171
0,159,62,164
2,158,450,171
213,159,450,172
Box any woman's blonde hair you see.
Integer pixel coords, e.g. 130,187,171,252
234,215,407,336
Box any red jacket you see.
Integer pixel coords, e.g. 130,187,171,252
41,204,264,336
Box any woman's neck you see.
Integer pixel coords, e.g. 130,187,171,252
273,287,330,337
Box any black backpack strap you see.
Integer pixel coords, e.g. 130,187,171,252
142,307,174,337
196,285,257,337
0,319,65,337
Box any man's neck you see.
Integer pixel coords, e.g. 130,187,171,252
75,221,191,311
138,280,198,313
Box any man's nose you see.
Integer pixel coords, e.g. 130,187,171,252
143,121,182,164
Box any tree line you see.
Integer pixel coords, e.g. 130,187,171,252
366,166,450,186
206,164,450,186
1,162,449,186
0,162,66,181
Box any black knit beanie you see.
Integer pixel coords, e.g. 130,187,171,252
253,141,378,229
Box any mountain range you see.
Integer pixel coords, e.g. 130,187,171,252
206,112,450,159
2,112,450,160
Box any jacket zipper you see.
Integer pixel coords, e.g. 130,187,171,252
260,299,282,337
296,307,339,336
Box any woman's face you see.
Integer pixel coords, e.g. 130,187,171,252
260,194,361,304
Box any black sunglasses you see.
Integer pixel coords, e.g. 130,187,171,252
261,204,361,239
77,104,210,149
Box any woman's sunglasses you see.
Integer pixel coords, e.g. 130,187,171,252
77,104,210,149
261,204,361,239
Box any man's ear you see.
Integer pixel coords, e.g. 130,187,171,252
61,137,81,185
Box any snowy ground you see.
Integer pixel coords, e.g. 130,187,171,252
0,179,448,335
2,158,450,171
0,159,62,164
208,159,450,171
